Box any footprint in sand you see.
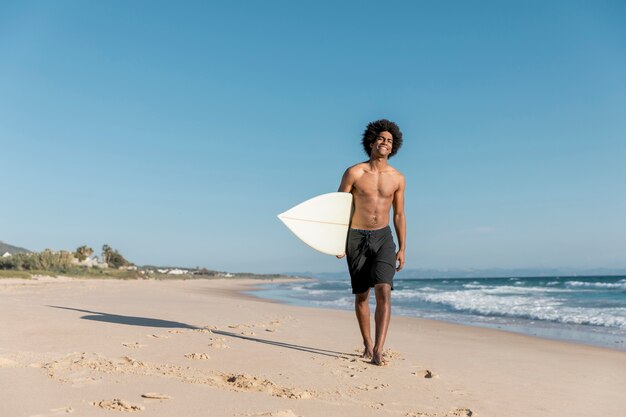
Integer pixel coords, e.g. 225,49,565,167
146,334,170,339
356,383,390,391
382,348,403,360
223,374,313,399
195,328,214,334
208,337,229,349
335,355,370,375
122,342,146,349
185,353,210,360
91,399,144,412
413,369,436,379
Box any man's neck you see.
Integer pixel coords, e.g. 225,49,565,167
368,156,389,171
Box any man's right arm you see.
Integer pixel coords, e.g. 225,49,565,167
338,167,356,193
336,167,355,259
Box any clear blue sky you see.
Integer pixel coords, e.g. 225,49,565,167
1,1,625,273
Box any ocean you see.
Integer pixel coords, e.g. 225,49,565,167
250,275,626,351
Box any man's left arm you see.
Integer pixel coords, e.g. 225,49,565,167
393,175,406,271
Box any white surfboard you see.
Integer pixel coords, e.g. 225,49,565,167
278,192,353,256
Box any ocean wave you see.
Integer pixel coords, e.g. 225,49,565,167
311,297,353,309
418,291,626,328
289,281,348,294
479,285,574,294
463,283,486,289
398,286,573,299
460,282,575,292
289,284,312,292
304,289,336,296
565,280,626,289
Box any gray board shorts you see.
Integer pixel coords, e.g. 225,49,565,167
346,226,396,294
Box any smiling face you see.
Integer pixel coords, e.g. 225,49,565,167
370,131,394,158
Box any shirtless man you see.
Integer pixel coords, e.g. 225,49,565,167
338,119,406,366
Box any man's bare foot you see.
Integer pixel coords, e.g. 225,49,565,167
371,352,387,366
362,346,373,359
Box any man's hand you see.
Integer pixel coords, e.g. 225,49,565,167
336,253,346,259
395,250,405,271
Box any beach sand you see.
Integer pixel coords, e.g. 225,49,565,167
1,277,624,417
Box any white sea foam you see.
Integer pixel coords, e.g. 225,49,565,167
463,283,486,289
312,297,353,309
417,290,626,328
393,290,429,300
403,285,572,299
461,283,571,293
304,289,335,296
565,280,626,289
478,285,574,294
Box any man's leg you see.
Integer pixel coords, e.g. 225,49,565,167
354,289,373,358
372,283,391,365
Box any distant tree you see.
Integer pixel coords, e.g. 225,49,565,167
0,256,16,269
74,245,94,262
102,244,112,264
102,244,131,268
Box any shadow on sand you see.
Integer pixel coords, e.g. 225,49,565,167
47,305,353,359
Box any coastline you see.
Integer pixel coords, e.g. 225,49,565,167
247,276,626,352
1,277,624,417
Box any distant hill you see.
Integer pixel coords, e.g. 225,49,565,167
0,241,31,255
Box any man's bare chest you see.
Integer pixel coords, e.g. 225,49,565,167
354,173,397,199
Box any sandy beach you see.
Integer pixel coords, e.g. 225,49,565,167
1,277,624,417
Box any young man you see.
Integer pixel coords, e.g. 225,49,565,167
337,119,406,366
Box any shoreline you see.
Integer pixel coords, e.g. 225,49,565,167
246,276,626,353
1,277,624,417
4,274,623,351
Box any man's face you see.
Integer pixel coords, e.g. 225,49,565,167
371,131,393,157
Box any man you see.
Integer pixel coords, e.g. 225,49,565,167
338,119,406,366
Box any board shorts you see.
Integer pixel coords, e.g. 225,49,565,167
346,226,396,294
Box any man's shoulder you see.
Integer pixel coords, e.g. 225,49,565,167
385,164,404,178
344,162,369,175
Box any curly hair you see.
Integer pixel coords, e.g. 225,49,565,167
361,119,403,158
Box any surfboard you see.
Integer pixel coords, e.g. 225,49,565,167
277,192,353,256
